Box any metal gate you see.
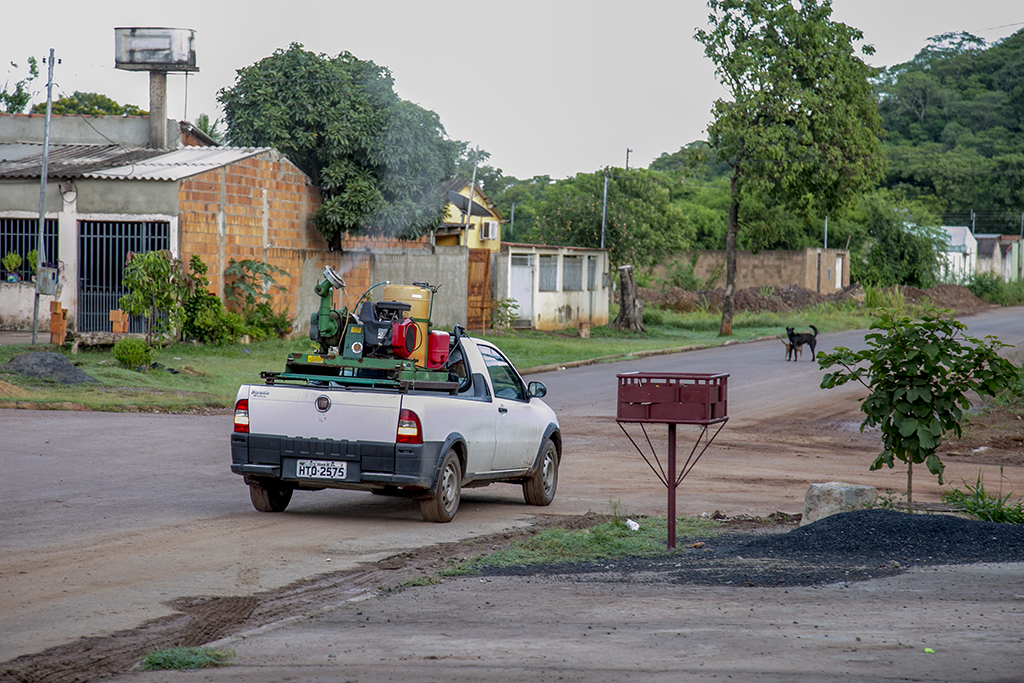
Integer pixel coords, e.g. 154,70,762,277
78,220,170,332
0,218,59,281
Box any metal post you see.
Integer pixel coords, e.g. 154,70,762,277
600,171,609,249
824,215,828,250
32,48,55,345
667,423,677,549
462,147,479,247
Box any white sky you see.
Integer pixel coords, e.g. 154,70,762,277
4,1,1021,180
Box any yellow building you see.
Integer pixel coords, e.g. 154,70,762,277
434,179,503,252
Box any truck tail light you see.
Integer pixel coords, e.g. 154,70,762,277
234,399,250,433
397,408,422,444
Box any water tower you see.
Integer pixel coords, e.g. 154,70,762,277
114,27,198,149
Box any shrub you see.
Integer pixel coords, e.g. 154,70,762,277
140,647,234,670
112,338,154,371
182,291,244,345
243,301,293,341
967,272,1024,306
942,471,1024,524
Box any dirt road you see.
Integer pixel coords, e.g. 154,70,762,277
2,308,1023,681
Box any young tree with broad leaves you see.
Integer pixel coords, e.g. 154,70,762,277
219,44,457,246
695,0,886,335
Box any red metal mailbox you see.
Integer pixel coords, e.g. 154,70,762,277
616,373,728,425
616,372,729,549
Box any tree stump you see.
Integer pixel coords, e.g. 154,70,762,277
611,265,646,332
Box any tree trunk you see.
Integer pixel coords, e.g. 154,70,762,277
719,172,740,336
611,265,646,332
906,460,914,513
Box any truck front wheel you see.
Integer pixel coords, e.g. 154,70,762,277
249,481,293,512
419,449,461,522
523,439,558,506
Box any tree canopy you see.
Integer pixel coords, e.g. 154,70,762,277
219,43,457,245
695,0,886,334
31,91,146,116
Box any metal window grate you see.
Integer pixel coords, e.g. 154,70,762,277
538,255,558,292
78,220,170,332
563,255,583,291
0,218,59,280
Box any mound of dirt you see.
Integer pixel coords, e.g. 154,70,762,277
0,352,98,384
639,283,989,315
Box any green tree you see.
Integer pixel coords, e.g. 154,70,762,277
119,251,188,346
695,0,886,335
819,309,1018,507
1,57,38,113
535,168,693,269
31,91,146,116
219,43,457,245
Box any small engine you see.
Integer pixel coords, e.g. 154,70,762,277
349,300,418,360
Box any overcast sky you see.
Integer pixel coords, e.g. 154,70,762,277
4,1,1020,180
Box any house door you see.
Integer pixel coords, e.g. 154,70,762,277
466,248,491,334
509,255,533,325
78,220,170,332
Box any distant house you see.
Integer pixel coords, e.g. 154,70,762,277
975,234,1004,280
493,243,610,330
938,226,977,283
434,179,503,252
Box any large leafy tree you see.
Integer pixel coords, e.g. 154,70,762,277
219,43,457,245
695,0,886,335
31,91,146,116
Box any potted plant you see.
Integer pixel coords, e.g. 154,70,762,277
25,249,38,282
2,252,22,282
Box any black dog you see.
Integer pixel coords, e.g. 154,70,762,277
785,325,818,361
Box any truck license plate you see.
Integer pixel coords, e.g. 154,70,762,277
296,460,348,480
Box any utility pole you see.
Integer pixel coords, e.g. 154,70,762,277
462,146,480,246
32,48,56,345
600,170,609,249
824,216,828,250
625,148,632,171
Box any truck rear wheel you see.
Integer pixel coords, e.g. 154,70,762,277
523,438,558,506
419,449,461,522
249,481,293,512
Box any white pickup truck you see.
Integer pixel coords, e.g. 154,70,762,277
230,329,560,522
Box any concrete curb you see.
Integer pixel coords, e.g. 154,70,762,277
519,335,779,375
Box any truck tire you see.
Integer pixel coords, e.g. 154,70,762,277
419,449,461,522
523,438,558,506
249,481,293,512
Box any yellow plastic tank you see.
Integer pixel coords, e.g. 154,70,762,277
382,284,431,367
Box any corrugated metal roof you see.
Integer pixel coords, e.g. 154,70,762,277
0,142,167,179
0,143,272,182
86,146,270,181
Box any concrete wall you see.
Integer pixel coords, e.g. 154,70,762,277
368,246,469,329
675,248,851,293
0,113,178,148
0,281,57,330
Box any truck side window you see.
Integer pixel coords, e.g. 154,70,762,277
445,345,472,394
480,346,526,401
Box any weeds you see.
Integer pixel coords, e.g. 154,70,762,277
442,515,721,576
942,470,1024,524
140,647,234,670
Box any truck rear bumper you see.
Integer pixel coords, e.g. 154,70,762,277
231,433,440,490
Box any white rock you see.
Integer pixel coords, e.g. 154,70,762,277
802,481,878,526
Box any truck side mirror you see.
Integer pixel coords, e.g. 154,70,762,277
527,381,547,399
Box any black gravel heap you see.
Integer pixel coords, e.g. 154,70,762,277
0,352,97,384
740,509,1024,566
478,510,1024,588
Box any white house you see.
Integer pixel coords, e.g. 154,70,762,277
939,226,977,283
493,243,609,331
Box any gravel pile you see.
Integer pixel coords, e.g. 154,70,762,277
481,510,1024,587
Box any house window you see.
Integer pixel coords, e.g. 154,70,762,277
587,255,598,291
0,218,59,280
563,255,583,291
538,255,558,291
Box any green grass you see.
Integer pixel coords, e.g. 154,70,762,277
942,471,1024,524
139,646,234,670
0,301,877,412
442,516,722,576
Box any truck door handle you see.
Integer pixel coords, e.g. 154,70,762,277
498,406,508,414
